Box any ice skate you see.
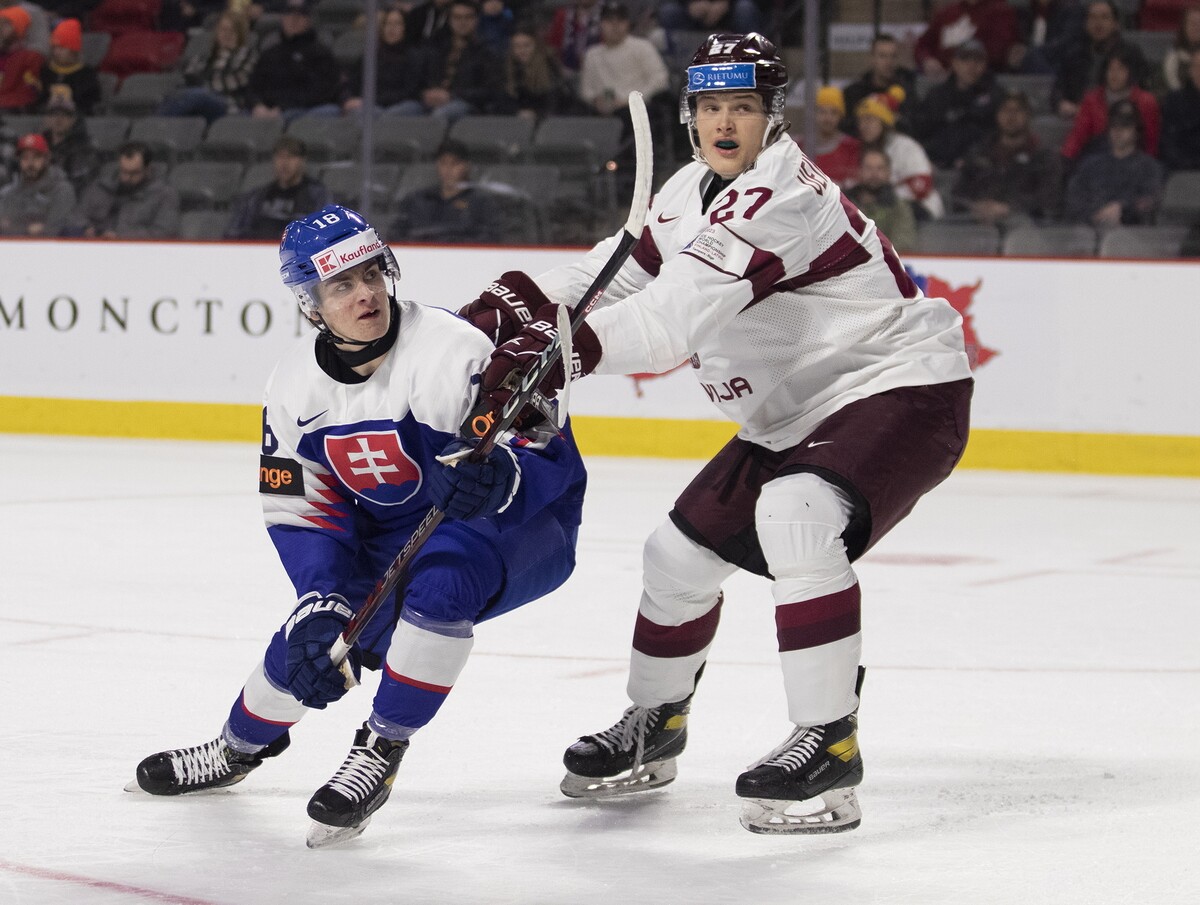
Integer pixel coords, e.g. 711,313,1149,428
305,723,408,849
735,713,863,835
129,732,291,795
560,693,695,799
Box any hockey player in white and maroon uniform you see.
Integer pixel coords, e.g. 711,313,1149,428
467,33,974,834
131,205,587,848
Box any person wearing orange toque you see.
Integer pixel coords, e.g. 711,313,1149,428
0,5,45,111
34,17,99,115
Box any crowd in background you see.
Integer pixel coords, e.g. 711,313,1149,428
1,0,1199,253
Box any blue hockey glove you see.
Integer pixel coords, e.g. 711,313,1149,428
427,439,520,521
283,593,362,709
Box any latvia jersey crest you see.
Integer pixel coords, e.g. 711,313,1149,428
324,430,422,506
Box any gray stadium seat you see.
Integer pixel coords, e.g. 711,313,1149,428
370,115,448,162
238,160,277,194
286,114,362,162
1030,114,1071,154
916,221,1002,256
82,31,112,68
128,115,207,165
199,116,284,163
392,162,439,201
1158,170,1200,225
179,209,231,240
85,115,132,159
319,162,402,209
1002,224,1098,257
448,115,535,163
1097,225,1188,258
169,160,245,210
106,72,184,117
994,73,1055,115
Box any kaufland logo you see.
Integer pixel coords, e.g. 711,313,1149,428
311,230,384,278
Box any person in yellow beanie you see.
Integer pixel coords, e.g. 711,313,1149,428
34,18,100,115
855,86,944,219
792,85,861,188
0,4,44,111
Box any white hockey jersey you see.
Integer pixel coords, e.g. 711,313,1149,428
536,137,972,451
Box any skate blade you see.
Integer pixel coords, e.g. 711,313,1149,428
739,787,862,835
560,758,678,799
306,816,371,849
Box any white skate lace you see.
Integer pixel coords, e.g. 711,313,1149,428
325,743,389,804
747,725,825,773
592,706,658,771
170,739,231,786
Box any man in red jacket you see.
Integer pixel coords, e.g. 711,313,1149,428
0,5,44,112
914,0,1019,77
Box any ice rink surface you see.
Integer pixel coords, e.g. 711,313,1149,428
1,434,1197,904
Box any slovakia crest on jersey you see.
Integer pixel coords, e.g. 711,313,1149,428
324,430,421,506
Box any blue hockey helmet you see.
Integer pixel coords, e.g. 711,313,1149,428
680,33,789,167
279,204,401,320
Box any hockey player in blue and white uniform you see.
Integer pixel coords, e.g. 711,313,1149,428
131,205,587,848
469,34,974,834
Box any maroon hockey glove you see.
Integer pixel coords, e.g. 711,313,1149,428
479,304,602,410
457,271,553,345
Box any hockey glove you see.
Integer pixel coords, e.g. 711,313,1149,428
283,593,362,709
457,271,552,345
427,438,520,521
480,304,602,411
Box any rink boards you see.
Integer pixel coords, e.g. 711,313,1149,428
1,239,1197,476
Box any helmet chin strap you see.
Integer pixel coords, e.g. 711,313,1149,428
312,297,401,367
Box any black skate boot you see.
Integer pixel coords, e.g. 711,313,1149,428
131,732,291,796
735,713,864,834
305,722,408,849
560,694,695,799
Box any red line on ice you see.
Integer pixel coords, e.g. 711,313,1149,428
0,859,224,905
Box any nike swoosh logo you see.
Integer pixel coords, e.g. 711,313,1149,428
297,410,328,428
656,212,681,223
807,440,834,447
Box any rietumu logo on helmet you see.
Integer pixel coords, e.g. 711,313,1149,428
312,232,386,278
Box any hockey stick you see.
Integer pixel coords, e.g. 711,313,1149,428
328,91,654,678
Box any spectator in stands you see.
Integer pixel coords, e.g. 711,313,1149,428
1062,45,1161,161
1161,51,1200,170
0,5,44,112
796,86,860,189
71,140,181,239
498,24,579,120
246,0,343,121
1065,99,1163,226
407,0,453,46
477,0,514,55
409,0,504,119
846,147,916,253
1009,0,1083,74
42,91,96,193
953,89,1063,226
1162,3,1200,92
33,18,99,116
911,39,1000,169
1052,0,1147,119
225,134,330,239
856,87,944,220
545,0,603,74
841,33,916,137
342,4,422,115
578,2,669,119
657,0,765,39
160,9,259,122
389,138,503,243
0,131,74,234
914,0,1019,78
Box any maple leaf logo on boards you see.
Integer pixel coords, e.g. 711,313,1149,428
921,275,998,369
